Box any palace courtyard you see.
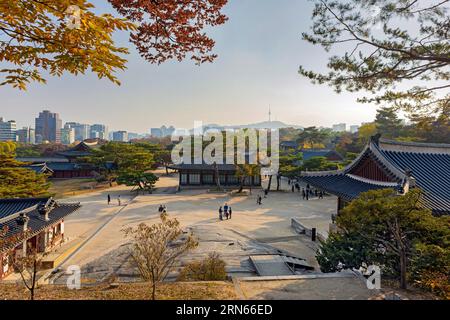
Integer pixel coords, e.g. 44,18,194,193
43,172,335,282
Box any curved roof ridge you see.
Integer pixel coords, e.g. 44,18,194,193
346,174,399,187
300,169,345,177
379,138,450,154
368,140,407,180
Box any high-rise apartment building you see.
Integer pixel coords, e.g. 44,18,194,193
112,131,128,142
90,124,108,140
61,126,75,145
0,118,17,141
332,123,347,133
65,122,90,141
35,110,62,143
16,127,35,144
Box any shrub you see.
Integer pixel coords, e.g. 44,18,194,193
178,252,227,281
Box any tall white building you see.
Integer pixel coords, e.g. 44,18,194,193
332,123,347,132
16,127,35,144
90,124,108,140
0,117,17,141
61,127,75,145
112,131,128,142
150,125,175,138
350,125,360,134
65,122,90,141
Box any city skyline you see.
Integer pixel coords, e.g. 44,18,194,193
0,0,379,133
0,109,368,138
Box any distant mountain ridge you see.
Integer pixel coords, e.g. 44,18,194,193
204,121,303,130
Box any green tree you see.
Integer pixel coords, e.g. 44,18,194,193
117,171,159,194
303,156,339,172
317,189,450,291
85,142,155,184
300,0,450,115
0,142,50,198
407,107,450,143
297,127,329,149
279,153,303,179
375,106,404,138
358,123,378,145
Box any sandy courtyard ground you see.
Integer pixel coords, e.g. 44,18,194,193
47,173,341,287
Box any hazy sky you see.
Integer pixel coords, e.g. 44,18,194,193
0,0,379,133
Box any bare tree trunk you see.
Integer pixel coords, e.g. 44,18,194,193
267,175,273,192
165,166,169,175
214,162,221,191
152,282,156,300
276,175,281,191
30,260,37,301
399,250,408,290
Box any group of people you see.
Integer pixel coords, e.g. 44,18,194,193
219,203,232,221
302,185,324,201
288,180,325,200
107,194,122,206
158,204,168,213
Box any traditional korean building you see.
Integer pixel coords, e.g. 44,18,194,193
57,139,105,163
0,198,81,279
300,136,450,216
168,164,262,189
18,140,106,179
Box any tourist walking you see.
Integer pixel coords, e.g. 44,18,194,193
107,194,111,205
219,207,223,221
319,191,324,199
224,203,229,219
228,207,232,219
292,185,295,193
302,189,306,200
158,204,164,213
117,195,122,206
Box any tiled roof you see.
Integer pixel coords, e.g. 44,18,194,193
301,174,397,202
46,162,93,171
280,141,298,148
300,137,450,214
57,151,92,157
23,163,53,174
0,198,81,251
17,157,68,164
0,198,48,220
380,148,450,214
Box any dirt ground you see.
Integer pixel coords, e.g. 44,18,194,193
49,179,115,199
0,281,238,300
44,173,334,285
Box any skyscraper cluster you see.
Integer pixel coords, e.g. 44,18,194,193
0,110,108,145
